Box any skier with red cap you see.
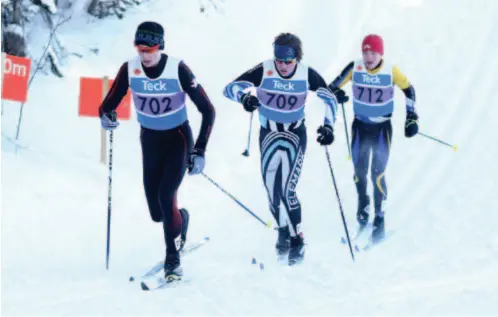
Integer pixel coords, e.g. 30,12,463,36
328,34,418,244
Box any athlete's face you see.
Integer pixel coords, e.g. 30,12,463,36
275,59,297,76
136,45,161,68
362,51,382,69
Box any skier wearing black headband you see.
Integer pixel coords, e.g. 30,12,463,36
98,21,216,282
223,33,338,265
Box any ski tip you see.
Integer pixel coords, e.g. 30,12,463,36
251,257,257,265
140,282,150,291
129,276,135,282
340,237,346,244
204,236,210,241
354,245,360,252
259,263,264,270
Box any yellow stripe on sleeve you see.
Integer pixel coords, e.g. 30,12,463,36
392,65,410,90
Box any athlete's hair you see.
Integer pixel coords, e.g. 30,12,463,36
273,33,303,62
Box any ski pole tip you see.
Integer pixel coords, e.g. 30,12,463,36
347,155,352,161
452,145,458,152
265,221,272,228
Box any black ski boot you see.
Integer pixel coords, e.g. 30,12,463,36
357,195,370,229
178,208,190,252
164,251,182,282
288,233,305,266
371,215,385,244
275,227,290,260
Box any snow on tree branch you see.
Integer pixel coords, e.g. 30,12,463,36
87,0,151,19
38,0,57,14
5,23,23,37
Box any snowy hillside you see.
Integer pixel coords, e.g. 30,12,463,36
2,0,498,316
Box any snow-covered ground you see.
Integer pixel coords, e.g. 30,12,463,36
2,0,498,315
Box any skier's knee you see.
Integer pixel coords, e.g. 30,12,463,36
149,207,163,222
371,171,386,194
371,169,383,183
354,173,367,184
269,201,279,214
150,214,162,223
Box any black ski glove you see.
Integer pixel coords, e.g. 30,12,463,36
332,88,349,104
405,111,419,138
317,124,334,145
241,93,260,112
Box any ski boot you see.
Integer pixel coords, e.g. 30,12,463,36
275,227,291,261
177,208,190,252
164,251,182,282
357,195,370,230
288,233,305,266
371,214,385,244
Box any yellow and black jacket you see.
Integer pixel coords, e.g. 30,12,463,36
329,60,416,124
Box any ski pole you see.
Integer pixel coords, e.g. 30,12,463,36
340,102,352,160
201,172,273,229
324,147,355,262
242,112,253,157
106,129,114,270
419,132,458,152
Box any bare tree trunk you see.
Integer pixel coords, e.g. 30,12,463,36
12,0,22,24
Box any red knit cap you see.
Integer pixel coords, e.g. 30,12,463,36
362,34,384,55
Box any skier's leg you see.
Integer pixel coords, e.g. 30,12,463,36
260,126,291,255
140,127,167,223
158,122,193,275
260,127,285,224
370,120,392,242
278,124,307,265
280,125,307,239
260,126,284,226
371,120,392,216
351,119,373,226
